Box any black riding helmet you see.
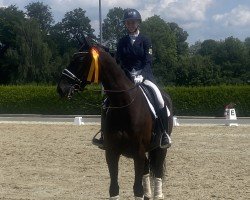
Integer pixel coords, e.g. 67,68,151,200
123,8,142,22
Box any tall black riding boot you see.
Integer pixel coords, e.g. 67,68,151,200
92,107,106,148
158,107,172,148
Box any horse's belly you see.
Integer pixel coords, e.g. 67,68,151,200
106,131,150,158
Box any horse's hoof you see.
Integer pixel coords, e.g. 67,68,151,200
109,195,119,200
144,195,152,200
153,194,164,200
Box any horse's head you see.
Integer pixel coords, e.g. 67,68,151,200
57,37,101,99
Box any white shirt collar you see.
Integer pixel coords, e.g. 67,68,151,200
129,30,140,38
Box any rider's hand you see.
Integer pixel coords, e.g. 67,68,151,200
134,75,143,84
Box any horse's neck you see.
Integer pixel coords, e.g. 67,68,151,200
100,54,133,91
100,53,135,103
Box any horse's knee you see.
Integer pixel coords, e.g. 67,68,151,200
144,158,150,175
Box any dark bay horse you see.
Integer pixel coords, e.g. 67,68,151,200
57,41,173,200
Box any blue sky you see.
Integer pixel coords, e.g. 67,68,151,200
1,0,250,45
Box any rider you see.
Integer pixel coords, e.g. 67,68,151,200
93,8,171,148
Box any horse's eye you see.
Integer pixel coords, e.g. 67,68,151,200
79,57,84,61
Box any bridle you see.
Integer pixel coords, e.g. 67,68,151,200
60,49,140,108
62,67,139,93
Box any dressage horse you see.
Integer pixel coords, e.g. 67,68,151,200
57,41,173,200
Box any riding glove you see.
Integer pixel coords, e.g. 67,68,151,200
134,75,143,84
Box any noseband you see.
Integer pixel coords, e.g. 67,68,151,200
62,69,82,85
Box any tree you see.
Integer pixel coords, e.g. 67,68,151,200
0,5,26,84
0,5,25,49
48,8,96,82
244,38,250,82
60,8,95,42
175,55,220,86
25,1,54,33
49,22,71,56
198,39,219,58
189,41,202,55
217,37,248,83
102,7,126,50
245,37,250,48
0,5,54,84
168,22,189,56
140,15,177,85
16,20,53,83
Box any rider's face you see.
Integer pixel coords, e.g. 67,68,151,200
125,19,139,33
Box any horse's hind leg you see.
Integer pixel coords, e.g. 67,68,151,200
106,150,120,199
149,148,167,199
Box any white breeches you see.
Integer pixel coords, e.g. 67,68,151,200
143,80,165,109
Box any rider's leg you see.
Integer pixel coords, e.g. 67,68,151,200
158,106,172,148
143,80,172,148
92,100,107,148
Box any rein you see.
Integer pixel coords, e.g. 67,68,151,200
63,67,140,109
95,84,138,93
77,84,140,109
62,68,139,94
105,86,139,109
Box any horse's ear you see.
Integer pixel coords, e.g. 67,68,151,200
82,35,92,49
76,35,92,52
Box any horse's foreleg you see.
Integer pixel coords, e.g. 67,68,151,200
142,174,152,200
133,152,146,199
106,150,120,199
142,158,152,199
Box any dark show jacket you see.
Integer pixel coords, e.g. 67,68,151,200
116,33,155,82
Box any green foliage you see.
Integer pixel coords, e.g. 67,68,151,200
25,2,54,32
0,5,25,47
168,22,189,56
141,15,178,85
0,85,249,116
165,85,250,116
0,85,103,115
16,20,53,83
0,6,25,83
61,8,95,42
102,7,126,50
0,4,249,86
176,55,220,86
194,37,250,84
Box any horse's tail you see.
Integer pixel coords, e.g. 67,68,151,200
148,148,167,180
